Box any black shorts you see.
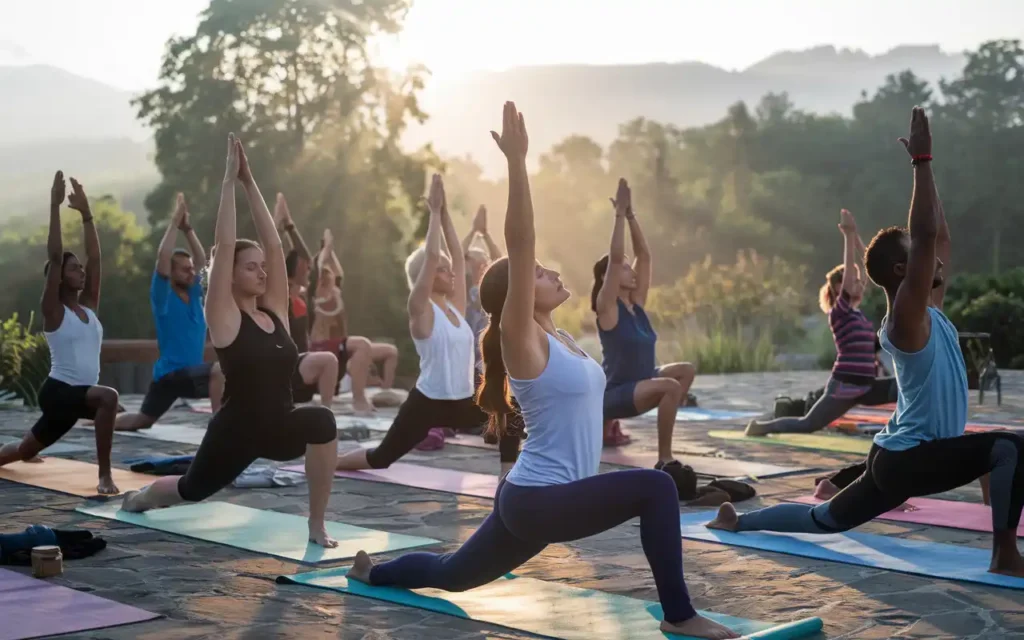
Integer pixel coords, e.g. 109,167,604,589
141,363,213,419
31,377,96,447
291,353,317,404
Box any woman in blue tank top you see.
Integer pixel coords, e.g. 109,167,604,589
590,180,695,491
346,103,739,639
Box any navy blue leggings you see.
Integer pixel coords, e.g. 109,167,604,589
369,469,697,623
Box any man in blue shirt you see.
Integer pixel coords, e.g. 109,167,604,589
115,194,221,430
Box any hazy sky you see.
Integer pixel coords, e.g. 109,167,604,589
2,0,1022,91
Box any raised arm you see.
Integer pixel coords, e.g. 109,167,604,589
627,202,651,306
476,206,504,259
236,144,288,324
155,194,185,277
439,187,467,315
42,171,66,332
408,175,445,339
178,197,207,273
890,107,937,353
838,209,859,296
595,179,630,330
205,134,243,348
67,178,100,311
930,179,950,309
491,101,546,379
276,193,311,263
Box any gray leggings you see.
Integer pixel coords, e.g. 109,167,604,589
758,377,896,435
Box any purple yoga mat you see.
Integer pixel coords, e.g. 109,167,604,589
282,462,499,499
0,568,160,640
790,495,1024,535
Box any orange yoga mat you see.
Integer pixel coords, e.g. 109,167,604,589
0,457,153,497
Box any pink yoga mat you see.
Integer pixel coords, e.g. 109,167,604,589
0,568,159,640
282,462,499,499
790,495,1024,534
844,409,1022,432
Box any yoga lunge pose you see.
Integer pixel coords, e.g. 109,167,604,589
592,181,695,478
346,103,738,640
115,194,223,431
122,135,339,548
745,208,896,437
0,173,120,495
708,108,1024,578
307,226,399,414
335,174,521,473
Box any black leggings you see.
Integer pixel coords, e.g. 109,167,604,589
367,388,520,468
739,432,1024,534
177,405,336,502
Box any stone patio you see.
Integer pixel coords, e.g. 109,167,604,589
1,370,1022,639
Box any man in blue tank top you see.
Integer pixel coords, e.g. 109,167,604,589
115,195,222,431
707,108,1024,578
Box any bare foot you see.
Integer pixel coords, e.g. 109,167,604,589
744,419,768,437
25,455,44,463
120,490,146,512
705,502,739,532
990,538,1024,578
97,475,120,496
347,550,374,584
990,558,1024,578
661,614,740,639
813,479,839,501
309,521,339,548
896,502,919,512
352,401,376,417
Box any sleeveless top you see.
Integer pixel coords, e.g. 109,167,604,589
45,305,103,387
506,330,606,487
598,298,657,385
217,308,299,415
413,300,475,400
829,291,877,384
873,307,968,451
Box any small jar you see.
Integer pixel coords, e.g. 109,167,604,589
31,545,63,578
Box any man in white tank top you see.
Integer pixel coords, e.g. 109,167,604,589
0,173,122,496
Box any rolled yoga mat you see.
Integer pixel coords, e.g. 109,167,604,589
0,436,89,455
277,568,824,640
446,434,812,479
0,457,153,497
283,462,499,499
77,500,438,564
0,568,160,640
788,495,1024,535
678,511,1024,591
709,430,872,455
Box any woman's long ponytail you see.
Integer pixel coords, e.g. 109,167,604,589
474,257,515,439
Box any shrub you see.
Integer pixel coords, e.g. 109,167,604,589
949,291,1024,369
0,313,50,407
656,321,778,374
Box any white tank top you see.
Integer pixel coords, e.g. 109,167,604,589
413,300,474,400
45,306,103,387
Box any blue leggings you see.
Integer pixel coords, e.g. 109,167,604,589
369,469,697,623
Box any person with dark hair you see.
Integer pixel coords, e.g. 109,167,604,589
0,172,120,495
708,107,1024,579
745,208,896,437
590,180,696,487
345,103,739,640
334,174,521,474
115,193,223,431
121,134,340,548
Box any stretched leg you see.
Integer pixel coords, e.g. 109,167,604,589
279,405,340,548
116,374,178,431
745,383,857,436
345,336,374,414
631,378,683,463
86,386,120,495
657,362,696,408
369,341,399,389
0,432,47,467
980,437,1023,576
299,351,339,406
340,390,433,470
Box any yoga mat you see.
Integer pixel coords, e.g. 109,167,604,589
0,568,160,640
789,495,1024,535
283,462,499,499
844,409,1024,432
447,434,812,479
77,422,208,446
643,407,762,421
678,511,1024,591
335,414,395,432
709,430,872,455
0,436,89,455
77,500,438,564
0,457,153,497
278,568,823,640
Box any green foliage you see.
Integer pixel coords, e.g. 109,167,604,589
948,292,1024,368
658,322,778,375
0,313,50,407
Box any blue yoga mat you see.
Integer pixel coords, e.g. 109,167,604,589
679,511,1024,591
77,501,438,565
278,568,822,640
643,408,761,422
0,437,89,456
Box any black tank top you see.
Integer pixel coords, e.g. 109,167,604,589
217,308,298,413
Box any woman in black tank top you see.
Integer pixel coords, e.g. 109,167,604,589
121,134,340,548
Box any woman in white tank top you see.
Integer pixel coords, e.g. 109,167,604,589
346,104,739,640
334,174,521,473
0,172,122,496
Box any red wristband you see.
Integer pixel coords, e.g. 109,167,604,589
912,154,933,165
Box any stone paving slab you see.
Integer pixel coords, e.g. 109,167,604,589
1,370,1022,638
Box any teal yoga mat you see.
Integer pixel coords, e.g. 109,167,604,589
278,568,823,640
0,437,89,456
678,511,1024,591
77,501,438,565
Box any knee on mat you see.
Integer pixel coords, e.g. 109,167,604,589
304,406,338,445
